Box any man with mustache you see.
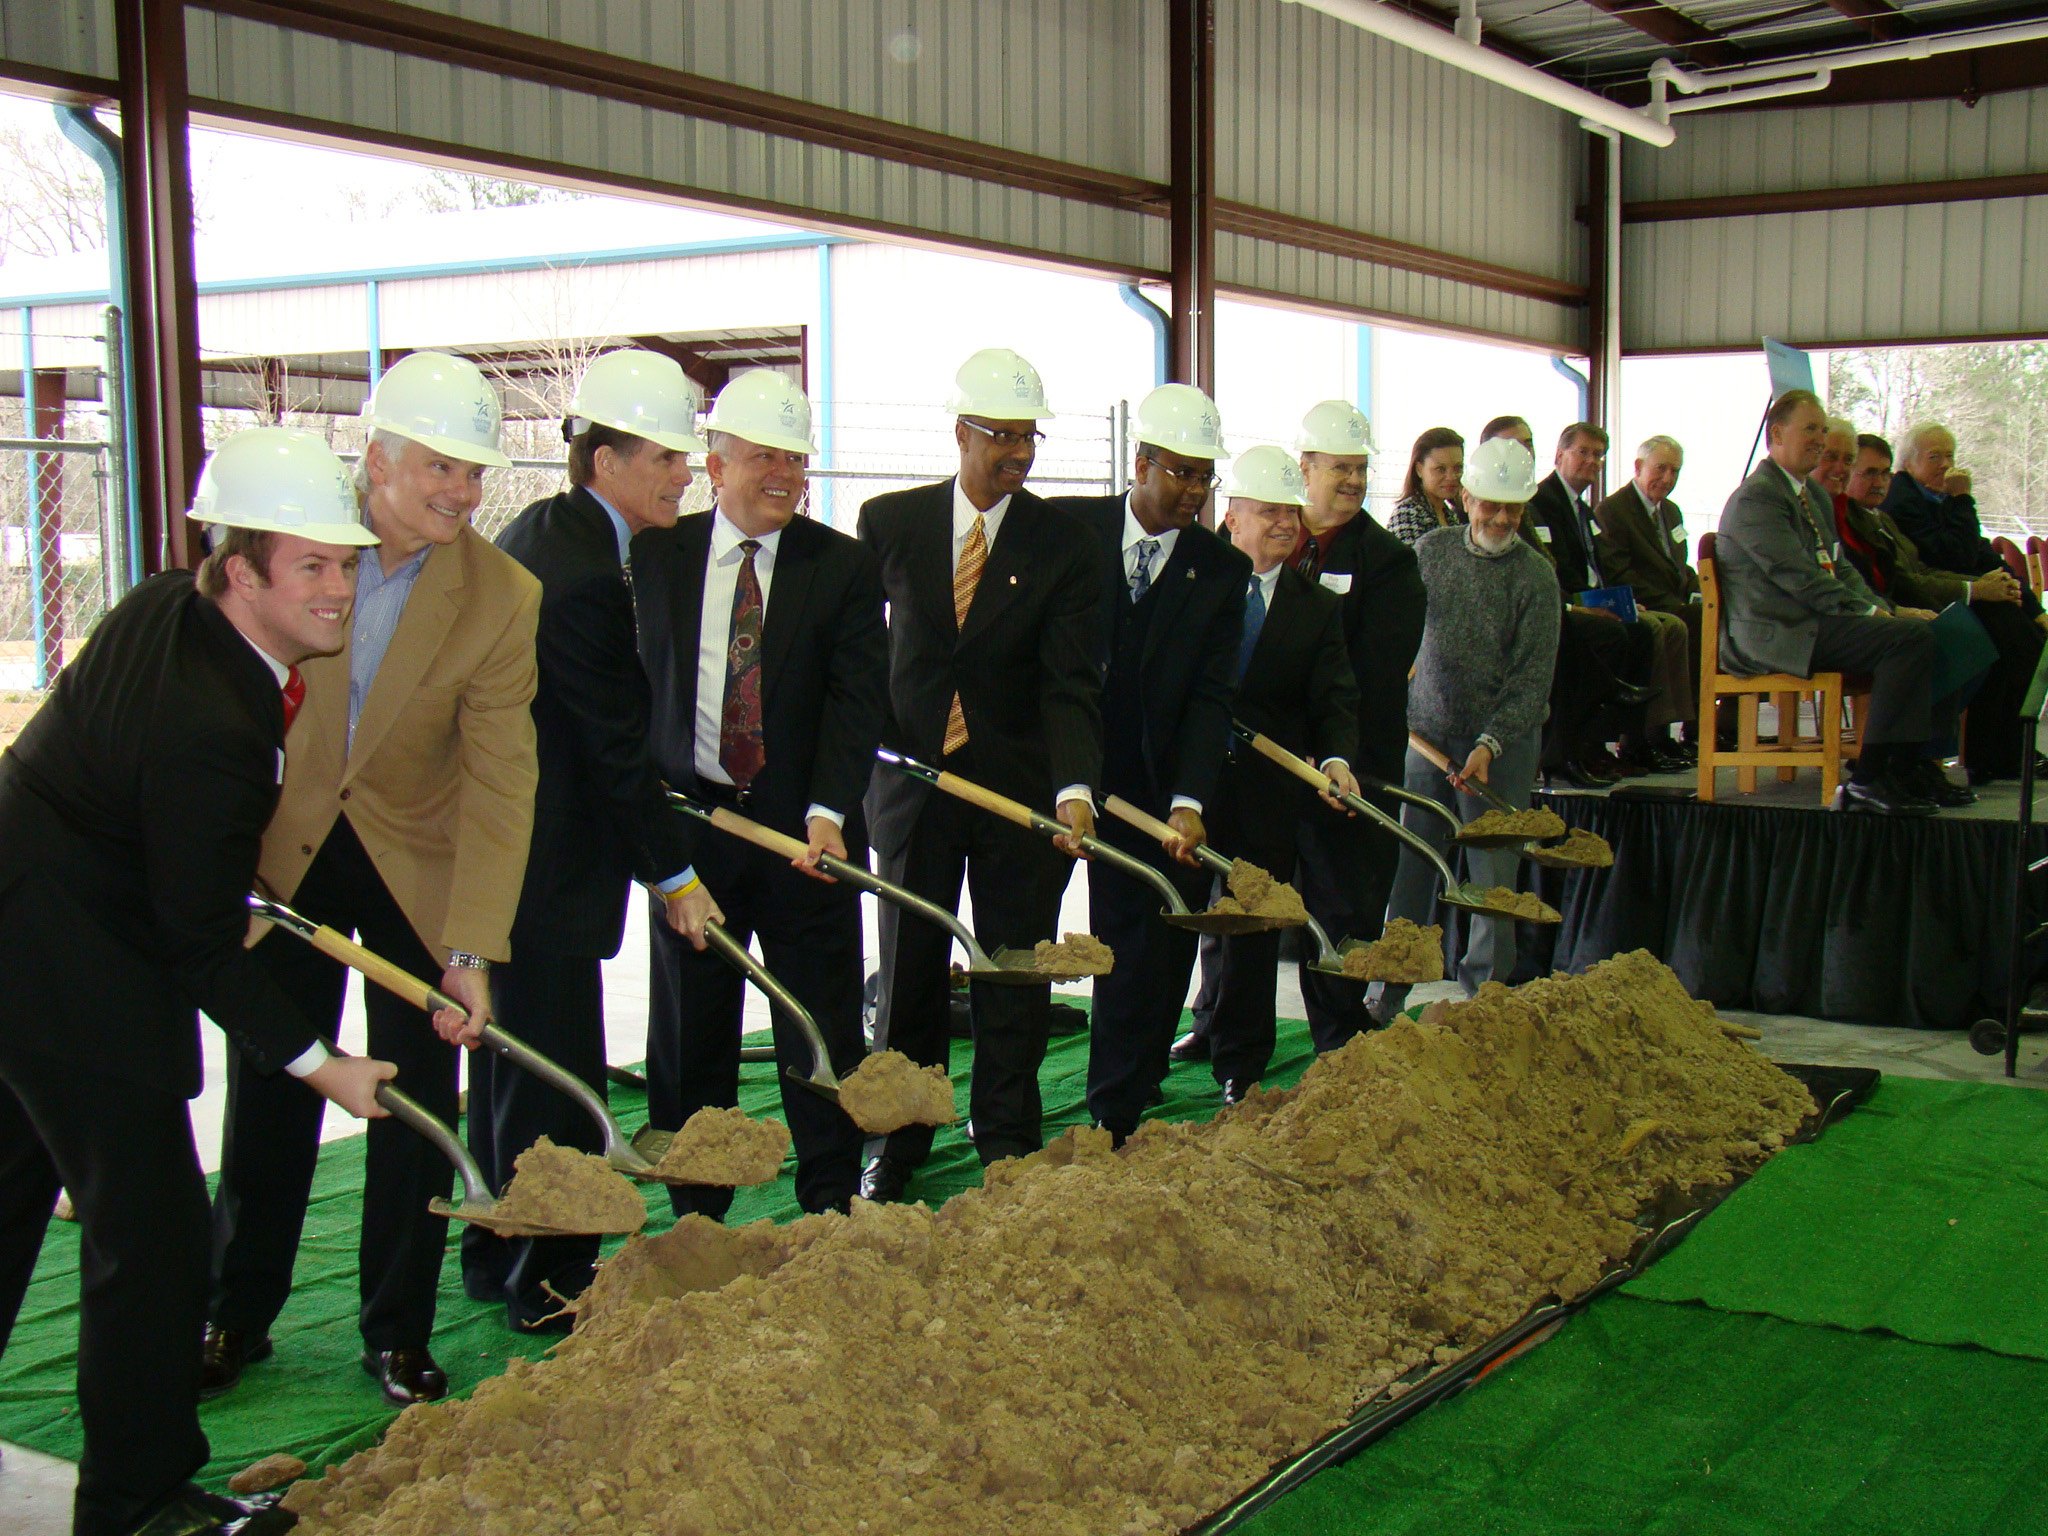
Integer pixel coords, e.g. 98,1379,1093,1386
858,349,1103,1201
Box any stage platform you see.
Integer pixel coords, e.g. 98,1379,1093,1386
1512,764,2043,1033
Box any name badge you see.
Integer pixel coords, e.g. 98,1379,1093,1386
277,748,288,785
1535,526,1554,543
1319,573,1352,595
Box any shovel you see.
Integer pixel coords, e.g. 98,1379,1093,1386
875,748,1240,935
694,920,844,1117
1406,731,1551,849
1235,727,1557,925
1100,795,1306,936
1356,770,1463,839
249,893,682,1185
670,793,1065,984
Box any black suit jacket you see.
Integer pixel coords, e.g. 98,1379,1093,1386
1219,565,1359,853
1053,493,1248,811
1307,511,1425,783
496,486,698,958
0,573,320,1096
632,509,889,845
859,479,1103,855
1523,470,1603,597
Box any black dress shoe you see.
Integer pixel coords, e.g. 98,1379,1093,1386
1221,1079,1258,1106
362,1347,448,1406
1549,758,1617,790
857,1155,914,1204
1168,1031,1210,1063
199,1325,272,1401
1834,773,1939,817
130,1480,292,1536
1608,680,1660,708
1902,758,1977,807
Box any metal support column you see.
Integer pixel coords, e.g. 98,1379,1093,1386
1583,125,1623,432
1167,0,1216,394
114,0,205,573
30,367,67,684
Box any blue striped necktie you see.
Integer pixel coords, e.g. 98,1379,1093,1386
1236,575,1267,681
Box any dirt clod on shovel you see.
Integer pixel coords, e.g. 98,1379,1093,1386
1463,806,1566,839
1206,859,1309,923
838,1050,960,1135
1033,931,1113,975
1341,917,1445,982
490,1137,646,1235
652,1107,791,1187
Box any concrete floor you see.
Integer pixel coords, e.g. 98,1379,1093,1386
8,854,2044,1528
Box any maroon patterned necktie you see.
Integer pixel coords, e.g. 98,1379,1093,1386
720,539,767,788
281,665,305,730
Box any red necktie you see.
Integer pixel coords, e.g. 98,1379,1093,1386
281,665,306,731
720,540,767,788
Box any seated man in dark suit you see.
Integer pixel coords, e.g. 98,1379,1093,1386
1594,434,1706,759
1881,423,2043,604
1836,430,2036,785
1049,383,1247,1143
1175,446,1359,1097
1715,390,1942,816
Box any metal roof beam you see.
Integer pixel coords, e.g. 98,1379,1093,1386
1823,0,1912,43
1572,0,1745,67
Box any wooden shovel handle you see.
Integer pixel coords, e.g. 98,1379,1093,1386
1243,730,1335,793
302,923,458,1014
1406,732,1456,774
1103,794,1176,842
932,769,1042,831
708,805,810,862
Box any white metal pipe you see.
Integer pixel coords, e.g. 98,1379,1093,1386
1665,73,1833,113
1281,0,1675,147
1651,19,2048,96
1455,0,1481,49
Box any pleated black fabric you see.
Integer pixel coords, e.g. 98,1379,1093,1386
1487,793,2048,1032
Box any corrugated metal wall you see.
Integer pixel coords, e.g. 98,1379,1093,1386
1219,0,1584,349
0,0,114,83
1622,88,2048,351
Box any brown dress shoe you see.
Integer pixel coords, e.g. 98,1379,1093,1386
361,1346,448,1406
199,1324,273,1401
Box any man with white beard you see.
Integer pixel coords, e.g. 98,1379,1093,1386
1377,434,1561,1019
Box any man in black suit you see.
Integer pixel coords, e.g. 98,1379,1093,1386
0,429,394,1536
1177,446,1359,1094
479,350,721,1330
632,373,886,1219
1049,382,1247,1140
1287,401,1423,1045
858,349,1103,1199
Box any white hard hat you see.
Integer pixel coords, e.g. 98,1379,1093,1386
946,348,1055,421
1294,399,1377,456
1134,383,1225,460
568,348,708,454
189,427,377,546
1221,445,1308,507
363,351,512,468
703,368,818,456
1463,435,1539,505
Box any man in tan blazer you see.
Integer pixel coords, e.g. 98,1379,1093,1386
205,353,541,1406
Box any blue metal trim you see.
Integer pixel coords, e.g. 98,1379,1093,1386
815,242,835,479
365,278,382,393
19,308,47,689
1552,356,1590,421
0,231,850,309
1119,283,1169,388
1355,323,1375,435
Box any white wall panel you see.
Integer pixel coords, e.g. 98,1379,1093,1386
1623,89,2048,350
0,0,114,85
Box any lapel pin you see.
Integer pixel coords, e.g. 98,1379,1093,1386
1008,575,1018,585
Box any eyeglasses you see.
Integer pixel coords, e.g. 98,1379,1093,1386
1141,455,1222,490
961,419,1046,450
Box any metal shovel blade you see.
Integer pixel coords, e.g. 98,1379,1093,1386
1439,884,1562,924
1165,908,1298,936
426,1195,603,1240
1452,827,1546,850
972,945,1075,984
627,1124,675,1163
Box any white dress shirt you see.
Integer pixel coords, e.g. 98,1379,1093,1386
952,477,1090,813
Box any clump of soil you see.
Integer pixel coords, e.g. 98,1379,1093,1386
1460,806,1567,839
1033,932,1114,975
282,952,1809,1536
1529,826,1615,868
1341,918,1445,982
651,1107,791,1187
1207,859,1309,924
488,1138,647,1236
1475,886,1561,921
838,1050,959,1134
230,1454,307,1495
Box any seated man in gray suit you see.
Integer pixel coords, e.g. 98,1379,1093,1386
1716,388,1943,816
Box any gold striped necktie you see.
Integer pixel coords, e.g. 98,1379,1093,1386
943,512,987,754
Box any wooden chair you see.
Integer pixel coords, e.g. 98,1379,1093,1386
2027,536,2046,597
1993,535,2029,590
1696,532,1847,804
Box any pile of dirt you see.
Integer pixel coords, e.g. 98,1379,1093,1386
1475,886,1561,921
651,1108,791,1187
838,1050,960,1134
1033,932,1114,975
283,952,1808,1536
230,1454,307,1495
1529,826,1615,868
1340,918,1445,982
1207,859,1309,924
1460,806,1567,840
486,1138,647,1236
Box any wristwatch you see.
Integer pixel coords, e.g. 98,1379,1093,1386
446,951,491,972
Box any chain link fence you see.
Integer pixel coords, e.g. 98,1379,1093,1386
0,373,117,692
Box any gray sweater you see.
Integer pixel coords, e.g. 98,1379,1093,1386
1407,527,1561,751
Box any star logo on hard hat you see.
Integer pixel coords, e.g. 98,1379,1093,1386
1011,370,1031,395
779,402,800,429
474,399,493,434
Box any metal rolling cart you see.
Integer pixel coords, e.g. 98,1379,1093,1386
1970,640,2048,1069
